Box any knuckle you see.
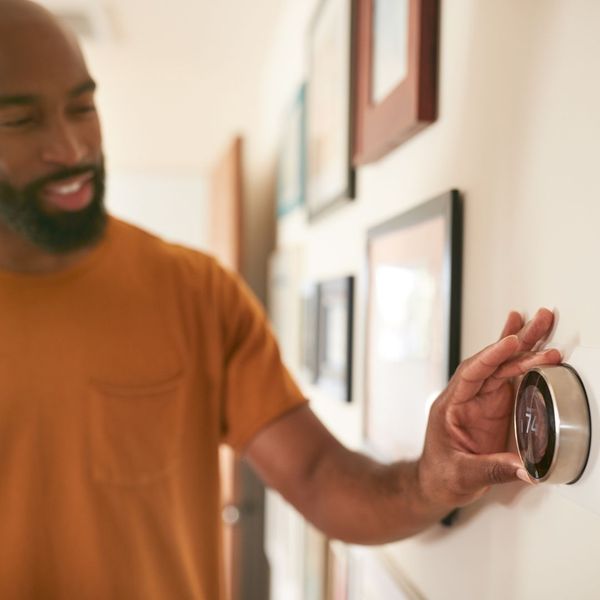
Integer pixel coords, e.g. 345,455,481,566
454,361,470,382
429,396,444,416
488,463,509,485
453,358,466,374
457,357,471,373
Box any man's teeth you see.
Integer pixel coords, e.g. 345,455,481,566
52,181,85,195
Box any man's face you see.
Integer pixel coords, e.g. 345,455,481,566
0,10,106,253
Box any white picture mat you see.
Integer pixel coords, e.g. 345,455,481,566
366,215,447,460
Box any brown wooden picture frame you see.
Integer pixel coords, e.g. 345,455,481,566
353,0,440,165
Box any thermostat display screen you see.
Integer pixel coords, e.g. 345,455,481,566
516,385,549,464
515,370,557,480
515,364,591,484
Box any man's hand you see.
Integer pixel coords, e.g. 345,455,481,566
417,308,561,513
246,308,561,544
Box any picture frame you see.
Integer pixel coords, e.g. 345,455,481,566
316,276,354,403
268,246,303,369
303,523,328,600
265,491,308,600
307,0,355,220
300,282,320,383
364,191,462,460
353,0,440,165
325,541,349,600
277,84,307,217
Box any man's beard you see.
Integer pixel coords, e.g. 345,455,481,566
0,160,107,254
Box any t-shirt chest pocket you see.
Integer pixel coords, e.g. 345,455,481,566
88,372,185,486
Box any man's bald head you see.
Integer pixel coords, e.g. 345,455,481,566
0,0,86,76
0,0,76,41
0,0,106,254
0,0,54,21
1,0,47,15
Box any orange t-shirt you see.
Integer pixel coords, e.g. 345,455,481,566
0,217,306,599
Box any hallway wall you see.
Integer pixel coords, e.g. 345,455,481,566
247,1,600,598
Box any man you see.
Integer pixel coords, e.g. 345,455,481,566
0,0,560,598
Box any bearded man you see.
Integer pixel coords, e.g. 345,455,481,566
0,1,559,598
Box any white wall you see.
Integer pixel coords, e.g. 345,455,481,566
105,169,209,251
253,1,600,598
73,0,283,173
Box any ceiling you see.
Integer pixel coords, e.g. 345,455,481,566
37,0,285,173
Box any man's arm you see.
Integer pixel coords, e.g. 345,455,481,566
244,309,560,545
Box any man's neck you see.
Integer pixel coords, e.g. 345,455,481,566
0,221,98,274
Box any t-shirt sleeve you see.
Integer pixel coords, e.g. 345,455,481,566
215,262,308,452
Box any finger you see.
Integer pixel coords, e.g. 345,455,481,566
480,347,561,393
453,335,520,400
516,308,555,352
499,311,524,340
493,347,562,380
477,375,511,396
458,452,523,492
479,348,562,394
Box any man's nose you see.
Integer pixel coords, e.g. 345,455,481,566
40,118,88,166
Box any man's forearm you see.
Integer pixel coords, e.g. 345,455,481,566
284,445,447,545
245,405,451,544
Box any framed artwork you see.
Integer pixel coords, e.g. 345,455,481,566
316,276,354,403
349,548,424,600
268,247,303,369
365,191,462,460
277,84,307,217
353,0,440,165
325,542,349,600
300,282,320,383
265,492,307,600
303,523,328,600
307,0,355,220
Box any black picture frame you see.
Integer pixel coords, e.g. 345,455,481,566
316,276,354,403
364,190,462,460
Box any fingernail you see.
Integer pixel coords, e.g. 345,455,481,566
516,468,532,484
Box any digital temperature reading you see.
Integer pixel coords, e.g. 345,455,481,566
516,383,551,466
514,366,591,484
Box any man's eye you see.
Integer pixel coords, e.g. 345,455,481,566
70,105,96,116
0,116,34,128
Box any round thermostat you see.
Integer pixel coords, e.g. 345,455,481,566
514,365,591,484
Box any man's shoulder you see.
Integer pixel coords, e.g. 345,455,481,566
108,216,229,287
110,216,239,294
111,216,214,267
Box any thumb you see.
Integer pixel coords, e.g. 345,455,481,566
459,453,524,490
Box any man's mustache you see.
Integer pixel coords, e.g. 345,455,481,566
26,164,102,195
